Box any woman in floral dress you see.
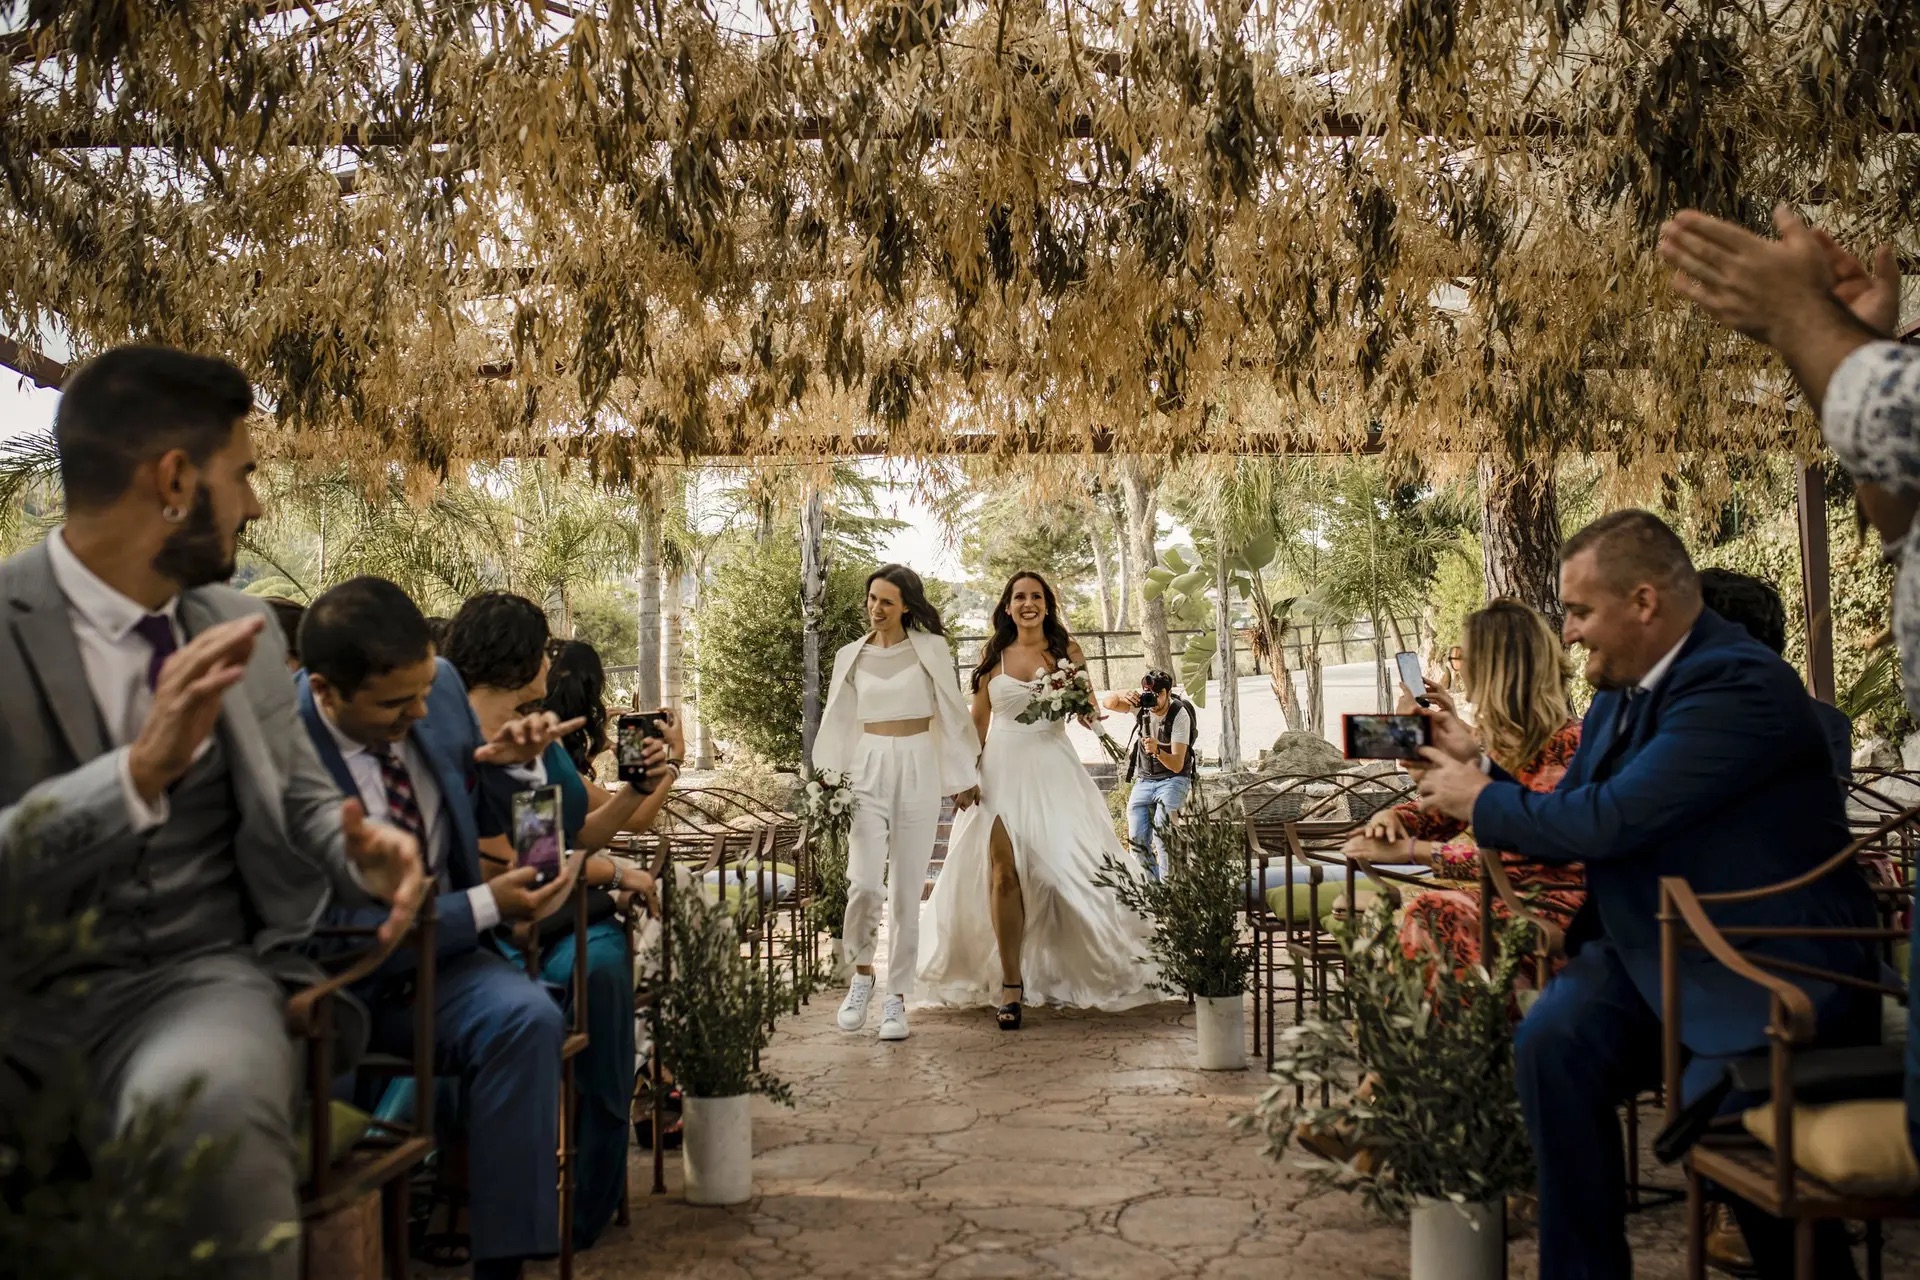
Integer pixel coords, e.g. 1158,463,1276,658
1343,598,1585,983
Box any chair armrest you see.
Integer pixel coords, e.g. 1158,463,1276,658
1480,847,1566,959
1659,876,1818,1043
286,902,436,1038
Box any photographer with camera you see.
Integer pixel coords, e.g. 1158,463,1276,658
1100,670,1198,880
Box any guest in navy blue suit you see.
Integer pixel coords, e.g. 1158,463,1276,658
1417,511,1878,1280
297,577,585,1280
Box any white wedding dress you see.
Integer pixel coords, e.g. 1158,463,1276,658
916,673,1165,1011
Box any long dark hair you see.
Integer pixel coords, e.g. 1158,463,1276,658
866,563,946,636
971,570,1073,692
543,639,609,774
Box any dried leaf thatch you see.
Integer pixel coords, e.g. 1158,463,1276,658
2,1,1916,472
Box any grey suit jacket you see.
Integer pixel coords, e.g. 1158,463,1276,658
0,539,375,1060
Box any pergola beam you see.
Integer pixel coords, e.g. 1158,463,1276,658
0,335,66,389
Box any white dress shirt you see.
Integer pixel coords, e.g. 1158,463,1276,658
45,528,188,832
1636,631,1690,695
317,705,501,932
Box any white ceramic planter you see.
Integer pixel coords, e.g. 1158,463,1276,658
1193,994,1246,1070
1410,1196,1503,1280
681,1093,753,1205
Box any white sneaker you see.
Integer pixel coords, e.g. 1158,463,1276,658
837,974,876,1031
878,995,909,1041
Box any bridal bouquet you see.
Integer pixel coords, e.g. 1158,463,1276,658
799,768,857,836
1016,659,1127,762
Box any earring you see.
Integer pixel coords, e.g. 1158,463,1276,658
161,504,186,523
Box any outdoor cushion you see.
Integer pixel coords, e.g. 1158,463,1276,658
699,861,798,903
1742,1099,1920,1196
297,1100,373,1171
1265,877,1382,926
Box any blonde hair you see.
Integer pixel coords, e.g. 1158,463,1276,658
1461,598,1572,773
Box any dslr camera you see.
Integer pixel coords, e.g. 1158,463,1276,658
1136,668,1175,716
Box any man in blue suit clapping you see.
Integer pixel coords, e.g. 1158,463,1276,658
1417,510,1879,1280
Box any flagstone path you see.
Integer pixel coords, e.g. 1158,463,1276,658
537,998,1920,1279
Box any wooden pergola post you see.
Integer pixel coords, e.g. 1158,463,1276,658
1795,462,1835,703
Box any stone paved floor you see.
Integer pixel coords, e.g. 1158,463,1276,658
534,997,1919,1279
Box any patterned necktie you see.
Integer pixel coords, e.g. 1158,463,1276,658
132,613,178,691
371,745,428,864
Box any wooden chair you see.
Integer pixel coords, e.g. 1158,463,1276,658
1225,771,1414,1066
515,876,592,1280
1659,804,1920,1280
289,904,438,1280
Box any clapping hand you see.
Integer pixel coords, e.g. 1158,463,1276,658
1657,206,1897,346
473,710,587,766
127,616,263,804
340,799,427,948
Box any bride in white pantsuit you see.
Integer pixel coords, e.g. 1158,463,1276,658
812,565,980,1042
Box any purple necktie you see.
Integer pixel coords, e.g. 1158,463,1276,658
132,613,178,691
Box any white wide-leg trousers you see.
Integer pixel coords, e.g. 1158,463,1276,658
842,733,942,998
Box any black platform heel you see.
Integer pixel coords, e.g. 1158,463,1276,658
997,983,1023,1031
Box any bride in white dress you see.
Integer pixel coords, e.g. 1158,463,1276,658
916,570,1165,1028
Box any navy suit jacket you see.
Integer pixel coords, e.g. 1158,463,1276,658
1811,698,1853,781
1473,609,1877,1059
298,658,506,968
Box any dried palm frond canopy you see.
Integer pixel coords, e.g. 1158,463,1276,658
1,1,1916,474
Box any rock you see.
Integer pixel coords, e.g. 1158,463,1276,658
1259,731,1346,776
1855,737,1900,771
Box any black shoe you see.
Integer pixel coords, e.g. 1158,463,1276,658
997,984,1023,1031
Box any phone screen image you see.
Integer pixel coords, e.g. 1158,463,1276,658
1395,651,1426,699
1342,713,1433,761
512,785,564,884
616,713,665,785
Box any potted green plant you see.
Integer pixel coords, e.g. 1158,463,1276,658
1098,813,1254,1069
798,769,856,979
654,883,813,1205
1238,900,1536,1280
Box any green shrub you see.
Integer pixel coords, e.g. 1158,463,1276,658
693,541,867,767
1096,813,1252,999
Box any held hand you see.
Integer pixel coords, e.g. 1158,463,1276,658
127,616,263,803
1414,748,1490,822
340,799,427,948
624,737,676,795
650,708,688,762
1341,831,1408,866
473,711,588,766
1363,807,1409,843
951,786,981,811
1428,707,1479,765
1408,682,1457,716
488,853,584,923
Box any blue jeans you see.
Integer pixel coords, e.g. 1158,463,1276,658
1127,775,1192,880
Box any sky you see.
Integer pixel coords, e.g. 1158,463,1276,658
0,375,962,578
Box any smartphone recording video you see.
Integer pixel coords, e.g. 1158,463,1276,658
512,785,564,885
616,712,667,786
1342,713,1433,761
1395,651,1427,700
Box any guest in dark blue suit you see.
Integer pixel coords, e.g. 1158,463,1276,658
1417,511,1878,1280
1699,567,1853,780
297,577,585,1280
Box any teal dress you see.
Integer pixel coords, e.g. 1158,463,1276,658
516,743,635,1251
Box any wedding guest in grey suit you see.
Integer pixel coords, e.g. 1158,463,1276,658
0,345,426,1279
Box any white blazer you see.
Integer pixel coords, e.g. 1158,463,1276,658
813,628,981,795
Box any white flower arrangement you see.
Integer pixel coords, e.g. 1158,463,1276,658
1015,658,1126,762
798,766,858,836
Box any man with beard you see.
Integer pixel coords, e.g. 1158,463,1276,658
1415,509,1879,1280
0,345,437,1280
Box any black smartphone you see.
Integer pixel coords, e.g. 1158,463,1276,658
1342,713,1433,761
1395,651,1431,706
616,712,668,785
512,785,564,885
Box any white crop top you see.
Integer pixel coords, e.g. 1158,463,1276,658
854,640,935,723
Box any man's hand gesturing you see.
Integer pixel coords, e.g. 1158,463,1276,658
127,616,262,804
